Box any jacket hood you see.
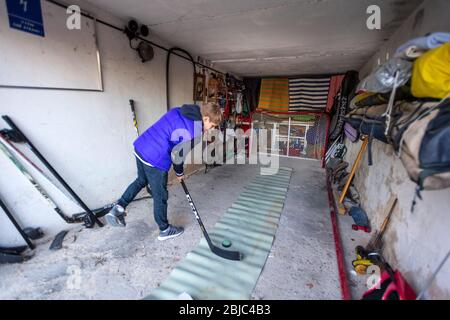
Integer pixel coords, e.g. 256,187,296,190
180,104,202,121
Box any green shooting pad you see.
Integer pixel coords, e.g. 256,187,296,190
146,167,293,300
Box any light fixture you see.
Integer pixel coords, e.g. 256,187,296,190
124,20,154,63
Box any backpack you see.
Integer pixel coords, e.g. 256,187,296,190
344,104,389,165
394,99,450,193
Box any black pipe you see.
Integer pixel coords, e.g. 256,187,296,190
2,116,103,228
166,48,196,111
0,196,35,250
45,0,224,76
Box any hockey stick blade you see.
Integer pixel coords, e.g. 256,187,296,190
181,181,243,261
210,244,243,261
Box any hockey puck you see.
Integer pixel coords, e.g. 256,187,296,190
222,240,232,248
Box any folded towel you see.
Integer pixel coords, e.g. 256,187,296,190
396,32,450,55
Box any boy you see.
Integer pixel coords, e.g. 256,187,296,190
105,103,222,241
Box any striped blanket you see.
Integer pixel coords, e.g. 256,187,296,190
258,78,290,112
289,77,331,112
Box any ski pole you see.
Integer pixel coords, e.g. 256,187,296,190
2,116,103,228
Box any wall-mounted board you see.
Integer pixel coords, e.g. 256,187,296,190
0,0,103,91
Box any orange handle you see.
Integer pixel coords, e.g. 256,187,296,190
339,137,369,204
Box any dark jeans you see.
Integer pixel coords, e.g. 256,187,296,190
118,157,169,231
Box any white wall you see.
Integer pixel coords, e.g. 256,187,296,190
0,0,198,246
347,0,450,299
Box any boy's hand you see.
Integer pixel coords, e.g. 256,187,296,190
176,175,185,183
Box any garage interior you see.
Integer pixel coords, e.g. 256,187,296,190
0,0,449,300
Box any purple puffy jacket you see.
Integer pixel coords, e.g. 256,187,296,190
134,105,203,175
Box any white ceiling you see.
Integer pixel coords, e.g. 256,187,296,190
85,0,423,77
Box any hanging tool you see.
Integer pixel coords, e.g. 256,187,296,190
181,180,242,261
352,196,397,274
365,196,398,254
339,137,368,204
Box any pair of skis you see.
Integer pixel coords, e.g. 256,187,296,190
1,116,104,228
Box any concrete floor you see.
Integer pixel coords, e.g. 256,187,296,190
0,158,341,300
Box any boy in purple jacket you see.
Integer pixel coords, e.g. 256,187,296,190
106,103,222,241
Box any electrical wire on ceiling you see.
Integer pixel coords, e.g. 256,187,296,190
45,0,224,76
166,48,196,111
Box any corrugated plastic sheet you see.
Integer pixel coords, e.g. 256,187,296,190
146,167,293,300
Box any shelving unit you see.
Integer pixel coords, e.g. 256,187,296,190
252,114,314,160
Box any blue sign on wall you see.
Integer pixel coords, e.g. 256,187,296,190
6,0,45,37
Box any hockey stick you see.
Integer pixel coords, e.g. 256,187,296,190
0,196,35,250
129,99,141,136
0,136,86,225
129,99,153,198
0,132,113,219
0,251,28,264
181,180,242,261
1,116,103,228
0,130,45,174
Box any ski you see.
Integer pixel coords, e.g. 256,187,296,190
1,115,103,228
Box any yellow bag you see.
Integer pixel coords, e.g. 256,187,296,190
411,42,450,99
